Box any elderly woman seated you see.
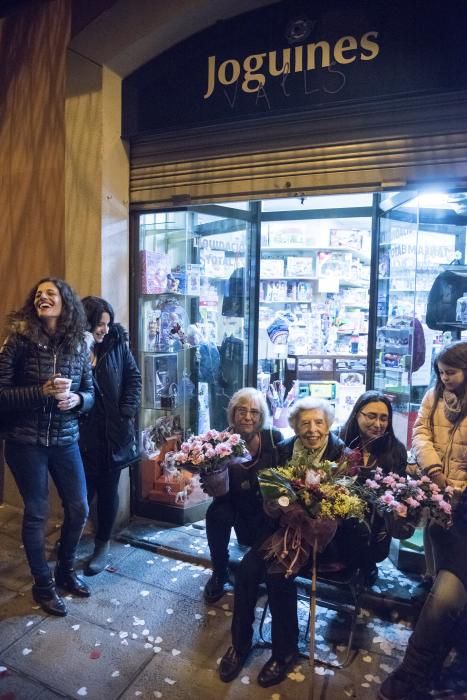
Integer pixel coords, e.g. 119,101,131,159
203,388,283,604
219,397,367,688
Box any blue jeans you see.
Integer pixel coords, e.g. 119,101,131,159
5,441,89,581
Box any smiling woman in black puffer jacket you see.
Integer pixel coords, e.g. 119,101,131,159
79,296,142,576
0,277,94,618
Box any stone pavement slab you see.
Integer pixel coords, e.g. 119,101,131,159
1,504,467,699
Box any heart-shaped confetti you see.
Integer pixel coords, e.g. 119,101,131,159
362,655,372,663
72,624,80,631
240,676,250,685
154,636,163,644
121,639,129,646
133,617,145,626
172,649,181,656
153,647,161,653
142,629,150,635
77,688,88,696
22,648,32,656
111,671,120,678
89,650,101,659
164,678,176,685
140,590,150,597
207,610,216,616
288,671,305,682
166,608,173,615
144,643,153,649
119,632,128,639
26,620,34,627
194,614,202,620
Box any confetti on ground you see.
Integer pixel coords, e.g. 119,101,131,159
89,650,101,659
164,678,176,685
22,648,32,656
240,676,250,684
77,688,88,696
140,590,150,597
111,671,120,678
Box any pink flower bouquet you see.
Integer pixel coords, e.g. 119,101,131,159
170,430,250,474
358,467,453,530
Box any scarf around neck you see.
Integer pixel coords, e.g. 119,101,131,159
292,435,329,465
444,389,464,424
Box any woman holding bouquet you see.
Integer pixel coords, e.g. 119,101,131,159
219,397,357,688
340,390,408,585
203,387,283,603
411,340,467,599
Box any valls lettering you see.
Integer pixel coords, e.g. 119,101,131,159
204,31,380,99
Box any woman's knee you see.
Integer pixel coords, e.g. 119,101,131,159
431,570,467,616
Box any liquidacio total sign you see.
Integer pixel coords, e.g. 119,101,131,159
122,0,467,137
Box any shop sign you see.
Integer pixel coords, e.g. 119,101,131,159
123,0,467,136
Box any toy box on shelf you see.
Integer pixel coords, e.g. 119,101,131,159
263,221,328,248
140,250,170,294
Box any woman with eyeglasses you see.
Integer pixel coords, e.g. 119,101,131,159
340,390,407,585
203,387,283,604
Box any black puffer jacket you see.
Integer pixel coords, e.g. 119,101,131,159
79,323,142,472
0,326,94,447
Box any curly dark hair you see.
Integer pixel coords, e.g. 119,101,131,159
81,296,115,332
431,340,467,425
8,277,87,351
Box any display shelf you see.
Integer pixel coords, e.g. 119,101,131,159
262,245,371,265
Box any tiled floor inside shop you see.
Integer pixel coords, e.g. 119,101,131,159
1,503,467,699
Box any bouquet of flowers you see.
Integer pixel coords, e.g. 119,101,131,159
357,467,453,531
258,455,367,577
168,430,250,498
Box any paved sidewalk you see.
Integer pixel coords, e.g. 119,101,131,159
1,504,466,700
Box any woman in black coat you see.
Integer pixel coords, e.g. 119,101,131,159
340,390,408,585
0,277,94,616
79,296,142,575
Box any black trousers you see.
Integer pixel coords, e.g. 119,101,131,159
205,494,262,575
231,546,299,660
85,468,121,542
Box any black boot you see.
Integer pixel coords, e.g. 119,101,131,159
55,564,91,597
32,578,67,616
85,539,110,576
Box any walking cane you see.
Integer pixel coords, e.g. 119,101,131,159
308,535,318,700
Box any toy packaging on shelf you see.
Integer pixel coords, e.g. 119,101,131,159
260,258,285,278
264,221,328,248
329,228,364,251
140,250,170,294
286,256,314,277
143,353,178,409
316,250,353,278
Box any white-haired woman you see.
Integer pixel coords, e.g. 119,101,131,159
219,397,352,689
203,387,283,604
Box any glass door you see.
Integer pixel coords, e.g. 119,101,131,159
374,190,466,449
133,203,257,523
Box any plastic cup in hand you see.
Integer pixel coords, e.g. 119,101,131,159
54,377,72,400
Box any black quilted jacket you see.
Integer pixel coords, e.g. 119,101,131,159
79,323,142,471
0,326,94,447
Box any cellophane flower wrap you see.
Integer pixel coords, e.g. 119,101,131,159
258,455,367,577
356,467,453,530
169,430,250,475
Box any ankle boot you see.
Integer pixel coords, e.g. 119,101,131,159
32,579,67,616
85,539,110,576
55,564,91,597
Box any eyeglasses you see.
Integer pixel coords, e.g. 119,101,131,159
359,411,389,424
235,408,261,418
